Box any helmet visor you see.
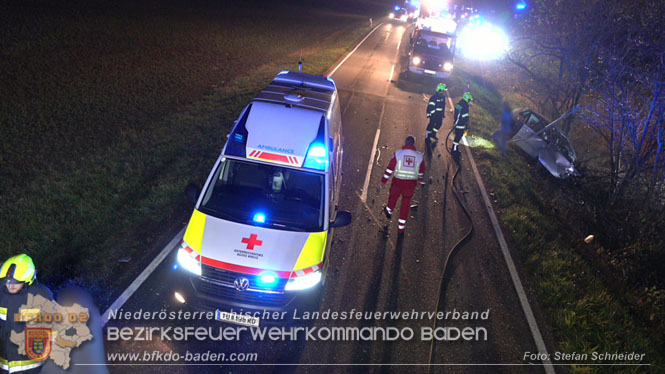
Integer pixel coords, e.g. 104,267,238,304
5,277,22,285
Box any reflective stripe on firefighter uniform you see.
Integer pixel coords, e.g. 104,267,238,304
0,357,44,373
0,282,53,374
381,145,425,233
426,91,447,136
427,91,446,117
453,99,470,152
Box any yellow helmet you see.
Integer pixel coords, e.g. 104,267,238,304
1,254,36,285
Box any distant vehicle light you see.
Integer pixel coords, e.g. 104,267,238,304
253,212,266,223
458,22,509,61
443,62,453,71
412,56,421,65
389,12,395,19
174,292,186,304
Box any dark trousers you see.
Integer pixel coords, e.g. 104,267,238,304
453,128,465,151
426,115,443,137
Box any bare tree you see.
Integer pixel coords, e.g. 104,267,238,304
583,47,665,204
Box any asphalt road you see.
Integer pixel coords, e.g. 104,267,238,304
103,21,554,374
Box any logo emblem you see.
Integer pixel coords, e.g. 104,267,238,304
404,155,415,167
241,234,263,250
25,328,52,361
233,277,250,291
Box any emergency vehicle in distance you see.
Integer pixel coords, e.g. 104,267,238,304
174,71,351,324
407,17,458,79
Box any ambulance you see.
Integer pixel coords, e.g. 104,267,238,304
173,71,350,321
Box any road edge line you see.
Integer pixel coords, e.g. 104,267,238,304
326,22,384,77
463,145,555,374
101,226,186,327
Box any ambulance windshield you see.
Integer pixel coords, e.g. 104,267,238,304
199,158,324,232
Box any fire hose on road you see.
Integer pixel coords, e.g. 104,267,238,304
426,125,475,371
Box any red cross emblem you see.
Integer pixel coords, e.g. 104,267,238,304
404,155,415,167
241,234,263,250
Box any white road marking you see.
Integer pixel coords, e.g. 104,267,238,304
463,145,555,374
327,23,384,77
101,226,186,327
396,39,401,51
360,125,382,202
385,64,395,96
384,31,391,42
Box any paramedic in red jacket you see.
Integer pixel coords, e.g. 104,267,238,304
379,136,425,235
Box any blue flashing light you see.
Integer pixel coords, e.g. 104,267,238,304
303,143,328,170
394,5,400,11
516,1,527,10
258,272,278,286
172,264,178,271
308,144,326,157
253,212,266,223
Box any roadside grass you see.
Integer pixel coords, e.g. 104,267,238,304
449,61,664,372
0,0,380,306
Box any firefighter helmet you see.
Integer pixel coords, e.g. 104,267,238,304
463,92,473,102
436,83,447,92
1,254,36,285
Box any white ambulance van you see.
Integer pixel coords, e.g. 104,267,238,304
174,71,350,321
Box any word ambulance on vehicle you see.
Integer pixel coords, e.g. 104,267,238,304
174,71,351,323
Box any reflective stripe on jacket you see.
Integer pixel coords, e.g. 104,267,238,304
427,91,446,117
382,145,425,183
0,282,53,374
454,99,470,130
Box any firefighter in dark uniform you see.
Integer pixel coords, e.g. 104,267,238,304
425,83,453,140
0,254,53,374
452,92,473,155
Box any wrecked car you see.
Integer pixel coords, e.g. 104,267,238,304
509,108,580,179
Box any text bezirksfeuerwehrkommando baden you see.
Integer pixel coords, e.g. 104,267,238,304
106,325,488,342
